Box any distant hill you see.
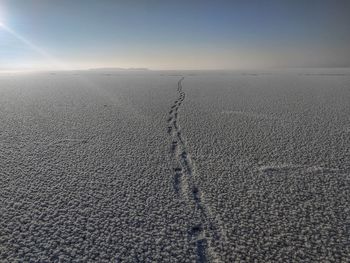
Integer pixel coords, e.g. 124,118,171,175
89,67,150,71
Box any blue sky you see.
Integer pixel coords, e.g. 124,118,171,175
0,0,350,70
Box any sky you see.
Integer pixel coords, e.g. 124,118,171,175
0,0,350,70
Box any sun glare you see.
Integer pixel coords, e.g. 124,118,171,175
0,8,3,27
0,5,8,29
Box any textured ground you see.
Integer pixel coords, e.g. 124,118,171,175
0,70,349,262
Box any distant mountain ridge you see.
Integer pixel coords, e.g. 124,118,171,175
89,67,149,71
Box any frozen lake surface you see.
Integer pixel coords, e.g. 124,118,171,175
0,70,349,262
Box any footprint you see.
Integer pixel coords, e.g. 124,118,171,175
177,131,182,139
192,186,201,202
171,141,178,153
189,224,202,236
196,239,208,263
174,173,182,193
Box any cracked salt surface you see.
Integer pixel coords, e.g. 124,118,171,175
0,69,349,262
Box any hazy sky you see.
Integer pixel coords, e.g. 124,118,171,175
0,0,350,70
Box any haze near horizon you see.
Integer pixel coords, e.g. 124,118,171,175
0,0,350,71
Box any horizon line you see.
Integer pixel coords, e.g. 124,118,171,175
1,66,350,74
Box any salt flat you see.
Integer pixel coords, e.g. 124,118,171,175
0,70,349,262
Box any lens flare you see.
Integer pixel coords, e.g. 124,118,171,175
0,23,68,70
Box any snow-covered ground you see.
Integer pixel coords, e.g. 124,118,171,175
0,70,349,262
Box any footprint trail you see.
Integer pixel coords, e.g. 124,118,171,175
166,77,225,262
